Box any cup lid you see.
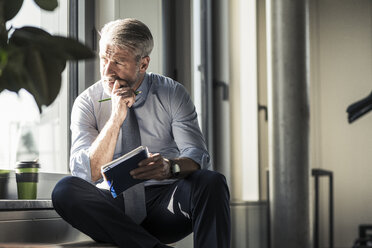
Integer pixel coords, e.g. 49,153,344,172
16,161,40,169
0,169,10,174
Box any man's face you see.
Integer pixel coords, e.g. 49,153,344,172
99,42,141,95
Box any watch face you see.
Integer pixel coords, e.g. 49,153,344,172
173,163,181,173
171,160,181,177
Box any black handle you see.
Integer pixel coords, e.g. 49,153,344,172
312,168,334,248
347,90,372,123
258,104,268,121
213,80,229,101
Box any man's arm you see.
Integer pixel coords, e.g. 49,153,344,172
131,154,200,180
70,95,99,182
166,157,201,178
130,81,209,181
89,81,136,181
89,117,122,181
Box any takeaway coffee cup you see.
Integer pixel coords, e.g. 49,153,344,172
15,161,40,199
0,170,10,199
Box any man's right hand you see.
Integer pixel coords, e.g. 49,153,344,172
110,80,136,126
89,80,136,182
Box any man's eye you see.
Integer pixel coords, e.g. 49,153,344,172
115,61,126,66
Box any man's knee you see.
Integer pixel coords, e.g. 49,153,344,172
188,170,229,196
52,176,85,210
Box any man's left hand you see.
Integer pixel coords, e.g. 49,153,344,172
130,153,172,180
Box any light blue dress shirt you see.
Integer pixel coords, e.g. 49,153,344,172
70,72,211,186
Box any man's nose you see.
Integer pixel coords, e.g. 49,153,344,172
103,60,116,75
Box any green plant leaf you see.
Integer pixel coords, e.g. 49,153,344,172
41,56,65,105
10,26,52,46
10,27,95,60
17,26,51,36
0,48,8,76
33,0,58,11
0,46,29,93
22,47,66,111
2,26,94,112
51,36,96,60
24,48,48,101
3,0,24,21
0,30,8,48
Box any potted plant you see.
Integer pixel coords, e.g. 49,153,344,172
0,0,95,112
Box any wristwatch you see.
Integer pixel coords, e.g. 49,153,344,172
169,159,181,178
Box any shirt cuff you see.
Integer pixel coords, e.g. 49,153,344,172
70,148,93,183
179,147,212,170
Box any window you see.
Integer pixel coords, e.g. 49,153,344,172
0,0,69,173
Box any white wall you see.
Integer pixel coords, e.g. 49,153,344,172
229,0,260,202
310,1,372,247
95,0,163,75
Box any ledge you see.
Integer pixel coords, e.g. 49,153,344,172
230,200,268,206
0,199,53,211
0,171,68,201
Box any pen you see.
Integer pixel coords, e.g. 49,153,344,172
98,91,142,102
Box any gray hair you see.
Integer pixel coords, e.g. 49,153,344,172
100,18,154,60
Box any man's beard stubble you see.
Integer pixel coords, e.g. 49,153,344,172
101,70,141,96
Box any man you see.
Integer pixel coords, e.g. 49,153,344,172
52,18,230,248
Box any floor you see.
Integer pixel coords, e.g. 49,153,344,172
0,241,117,248
59,241,118,248
0,241,180,248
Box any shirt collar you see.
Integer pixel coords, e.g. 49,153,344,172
133,73,150,108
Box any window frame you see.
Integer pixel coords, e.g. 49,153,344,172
67,0,97,172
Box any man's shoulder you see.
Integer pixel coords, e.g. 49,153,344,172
148,73,185,93
149,72,179,86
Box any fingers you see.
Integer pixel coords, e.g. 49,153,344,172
138,153,162,166
131,154,170,180
132,165,168,180
112,80,136,107
113,80,121,92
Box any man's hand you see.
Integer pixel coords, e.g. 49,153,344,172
89,80,137,182
130,155,201,180
130,153,172,180
110,80,136,125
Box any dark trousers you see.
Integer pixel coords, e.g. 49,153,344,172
52,170,231,248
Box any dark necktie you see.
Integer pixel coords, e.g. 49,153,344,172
121,107,146,224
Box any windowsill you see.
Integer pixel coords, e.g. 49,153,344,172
0,199,53,211
0,171,68,207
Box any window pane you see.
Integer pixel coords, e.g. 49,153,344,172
0,0,69,173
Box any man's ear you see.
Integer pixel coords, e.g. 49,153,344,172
140,56,150,72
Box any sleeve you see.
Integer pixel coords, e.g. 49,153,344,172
170,83,212,170
69,94,98,183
